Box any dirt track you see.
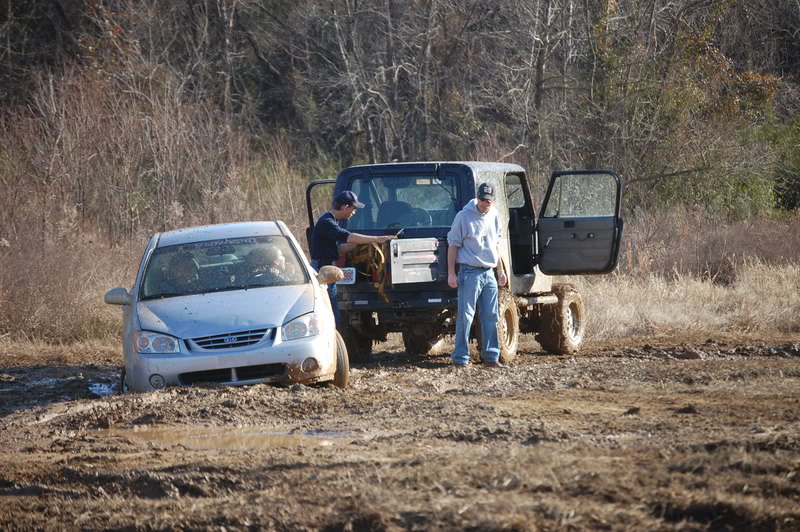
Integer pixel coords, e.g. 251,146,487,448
1,333,799,530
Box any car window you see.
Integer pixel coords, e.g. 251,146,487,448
141,235,309,299
348,174,459,230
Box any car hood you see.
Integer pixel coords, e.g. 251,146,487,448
136,284,317,338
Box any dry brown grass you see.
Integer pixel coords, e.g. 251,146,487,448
1,208,798,343
572,207,800,340
574,260,800,340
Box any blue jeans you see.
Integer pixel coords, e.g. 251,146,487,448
312,260,341,329
451,265,499,364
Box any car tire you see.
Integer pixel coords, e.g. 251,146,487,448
333,331,350,388
118,367,129,394
535,283,585,355
341,327,373,363
497,290,519,364
402,331,446,356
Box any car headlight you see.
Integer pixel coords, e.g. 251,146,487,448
282,312,321,341
133,330,181,353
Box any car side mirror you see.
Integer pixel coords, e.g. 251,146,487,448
104,287,131,305
316,265,344,285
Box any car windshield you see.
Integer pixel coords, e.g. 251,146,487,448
140,235,309,299
347,174,459,231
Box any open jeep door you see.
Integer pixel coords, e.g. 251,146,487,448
305,179,336,248
536,170,623,275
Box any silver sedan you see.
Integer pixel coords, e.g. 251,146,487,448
104,221,348,392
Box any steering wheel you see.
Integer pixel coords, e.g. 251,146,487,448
411,208,432,227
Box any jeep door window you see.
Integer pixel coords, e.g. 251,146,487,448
542,173,616,218
537,171,623,275
348,175,459,230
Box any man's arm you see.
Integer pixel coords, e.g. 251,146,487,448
346,233,396,245
495,249,508,287
447,245,458,288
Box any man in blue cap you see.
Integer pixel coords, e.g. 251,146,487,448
310,190,396,328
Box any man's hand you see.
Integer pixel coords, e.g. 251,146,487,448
497,271,508,287
448,272,458,288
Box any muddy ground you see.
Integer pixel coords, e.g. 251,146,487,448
1,332,799,531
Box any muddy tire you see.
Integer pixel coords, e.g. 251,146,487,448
497,290,519,363
473,289,519,364
402,331,446,356
341,327,373,363
118,367,129,394
333,331,350,388
535,284,585,355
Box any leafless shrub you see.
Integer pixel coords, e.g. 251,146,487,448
617,207,800,283
0,232,140,341
0,67,253,246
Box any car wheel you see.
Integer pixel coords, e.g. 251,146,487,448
402,331,446,356
497,290,519,363
118,367,129,394
341,327,373,363
535,283,585,355
333,331,350,389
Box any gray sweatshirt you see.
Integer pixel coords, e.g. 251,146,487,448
447,198,502,268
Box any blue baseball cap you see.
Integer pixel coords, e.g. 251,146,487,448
335,190,365,208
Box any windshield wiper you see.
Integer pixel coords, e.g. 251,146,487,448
141,292,183,300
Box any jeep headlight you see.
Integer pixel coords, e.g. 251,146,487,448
282,312,321,341
133,330,181,354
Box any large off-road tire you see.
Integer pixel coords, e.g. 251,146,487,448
535,284,585,355
341,327,373,363
402,331,446,356
497,290,519,364
473,290,519,364
333,331,350,389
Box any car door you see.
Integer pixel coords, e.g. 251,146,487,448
536,170,623,275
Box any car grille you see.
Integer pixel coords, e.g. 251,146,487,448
192,328,272,350
179,363,286,385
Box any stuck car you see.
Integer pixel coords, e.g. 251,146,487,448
104,221,349,393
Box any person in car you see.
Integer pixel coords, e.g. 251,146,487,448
160,252,201,295
446,183,508,368
242,246,289,284
310,190,396,327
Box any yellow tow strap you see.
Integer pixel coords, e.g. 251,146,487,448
349,243,390,303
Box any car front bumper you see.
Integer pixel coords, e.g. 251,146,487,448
124,331,336,393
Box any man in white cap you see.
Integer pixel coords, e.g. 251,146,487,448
310,190,396,328
446,183,508,367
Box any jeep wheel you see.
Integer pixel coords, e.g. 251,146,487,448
333,331,350,388
497,290,519,363
536,284,585,355
341,327,373,363
402,331,446,356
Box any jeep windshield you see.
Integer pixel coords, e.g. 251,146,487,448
140,235,309,299
346,174,460,231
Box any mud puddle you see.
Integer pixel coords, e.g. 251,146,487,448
98,426,365,450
